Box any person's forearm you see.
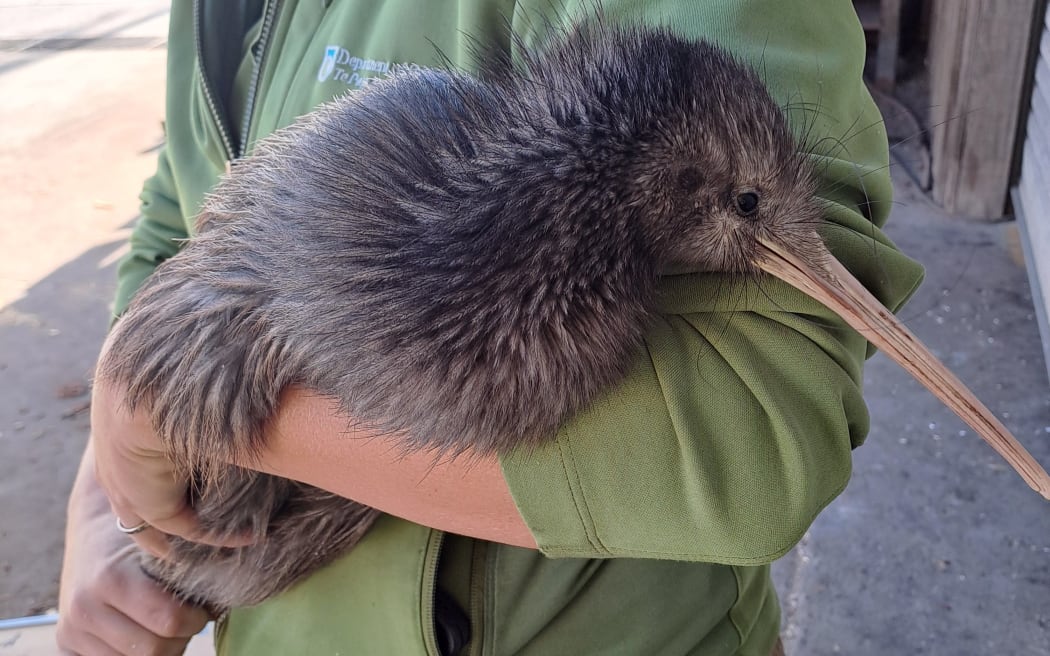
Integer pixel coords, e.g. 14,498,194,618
251,387,538,549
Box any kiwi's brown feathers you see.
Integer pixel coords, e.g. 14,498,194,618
100,19,821,610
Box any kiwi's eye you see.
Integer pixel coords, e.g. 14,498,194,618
734,191,760,217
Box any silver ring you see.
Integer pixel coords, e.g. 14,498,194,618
116,517,151,535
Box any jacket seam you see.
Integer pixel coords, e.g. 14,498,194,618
539,474,848,562
728,564,747,647
557,437,607,554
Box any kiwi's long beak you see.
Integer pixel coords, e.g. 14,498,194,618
756,234,1050,500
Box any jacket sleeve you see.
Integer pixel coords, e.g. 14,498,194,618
112,146,190,319
112,0,196,319
112,0,228,319
499,0,925,562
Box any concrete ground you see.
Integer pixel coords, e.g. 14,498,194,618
771,179,1050,655
0,2,1047,655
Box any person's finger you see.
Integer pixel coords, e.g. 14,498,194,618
113,504,253,550
111,513,171,560
57,627,124,656
98,453,190,527
90,381,196,535
59,589,186,656
126,524,173,561
122,571,210,638
93,603,192,656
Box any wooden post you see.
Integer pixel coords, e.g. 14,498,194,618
929,0,1039,219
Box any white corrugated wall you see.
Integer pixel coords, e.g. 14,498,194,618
1014,6,1050,378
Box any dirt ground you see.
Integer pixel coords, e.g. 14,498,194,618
0,0,169,618
1,3,1048,656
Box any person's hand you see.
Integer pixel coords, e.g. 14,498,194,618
89,335,251,556
89,373,199,559
57,443,210,656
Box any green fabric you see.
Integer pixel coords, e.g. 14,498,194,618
115,0,925,654
436,535,777,655
481,547,769,655
218,516,440,655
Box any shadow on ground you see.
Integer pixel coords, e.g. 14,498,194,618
0,232,127,615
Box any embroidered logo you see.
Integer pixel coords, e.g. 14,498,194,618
317,45,339,82
317,45,393,88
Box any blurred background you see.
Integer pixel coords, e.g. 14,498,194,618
0,1,1047,654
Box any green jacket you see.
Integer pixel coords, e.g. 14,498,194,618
119,1,924,653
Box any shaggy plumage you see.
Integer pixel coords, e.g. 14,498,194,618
99,20,823,610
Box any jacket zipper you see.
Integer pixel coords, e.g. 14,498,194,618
238,0,280,158
194,4,453,652
467,541,489,656
193,0,281,162
421,529,446,656
192,0,234,161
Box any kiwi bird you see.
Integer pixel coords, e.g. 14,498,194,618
97,19,1050,612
